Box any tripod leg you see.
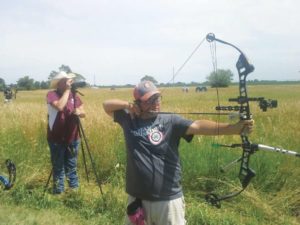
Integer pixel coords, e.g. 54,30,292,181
78,119,106,206
44,169,52,195
79,139,90,182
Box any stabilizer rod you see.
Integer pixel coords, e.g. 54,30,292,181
255,144,299,157
215,142,299,157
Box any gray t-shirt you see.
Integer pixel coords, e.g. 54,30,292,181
114,110,193,201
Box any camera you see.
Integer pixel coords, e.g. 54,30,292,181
71,81,86,90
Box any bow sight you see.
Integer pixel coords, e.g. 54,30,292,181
216,97,278,112
258,98,277,111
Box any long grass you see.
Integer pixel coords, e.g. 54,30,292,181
0,85,299,225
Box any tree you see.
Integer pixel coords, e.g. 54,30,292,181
73,73,86,81
34,81,41,89
40,81,49,89
140,75,158,84
206,69,233,87
17,76,34,90
48,64,72,80
48,70,58,80
59,64,72,73
0,78,5,91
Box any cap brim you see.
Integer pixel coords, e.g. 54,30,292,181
140,90,160,101
67,73,76,79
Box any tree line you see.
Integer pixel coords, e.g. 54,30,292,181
0,65,86,91
2,66,296,91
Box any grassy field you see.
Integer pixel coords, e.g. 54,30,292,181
0,85,299,225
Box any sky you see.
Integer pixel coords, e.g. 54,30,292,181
1,0,300,86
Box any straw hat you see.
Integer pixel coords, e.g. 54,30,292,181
50,71,76,89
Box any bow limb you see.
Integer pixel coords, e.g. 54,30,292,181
205,33,259,207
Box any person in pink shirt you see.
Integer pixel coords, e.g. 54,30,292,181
47,71,85,194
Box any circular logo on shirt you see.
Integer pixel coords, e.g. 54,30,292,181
149,130,163,145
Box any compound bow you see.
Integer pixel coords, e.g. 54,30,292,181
204,33,299,208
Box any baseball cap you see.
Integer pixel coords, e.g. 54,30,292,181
133,80,160,102
50,71,76,89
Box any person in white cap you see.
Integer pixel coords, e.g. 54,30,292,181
103,80,254,225
46,71,85,194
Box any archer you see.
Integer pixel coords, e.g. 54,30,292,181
102,80,253,225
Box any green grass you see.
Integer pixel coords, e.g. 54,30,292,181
0,85,299,224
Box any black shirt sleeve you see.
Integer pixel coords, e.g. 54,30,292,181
171,114,194,142
114,109,132,126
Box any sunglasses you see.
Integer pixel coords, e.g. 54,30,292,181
140,94,162,105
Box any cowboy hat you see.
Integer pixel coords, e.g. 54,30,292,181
50,71,76,89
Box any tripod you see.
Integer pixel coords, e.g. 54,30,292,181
76,114,106,200
44,88,105,206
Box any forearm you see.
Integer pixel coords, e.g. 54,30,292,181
187,120,242,136
102,99,130,116
75,105,86,118
53,90,71,111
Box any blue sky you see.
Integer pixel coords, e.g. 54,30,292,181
1,0,299,85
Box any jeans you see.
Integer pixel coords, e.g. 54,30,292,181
48,140,80,194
